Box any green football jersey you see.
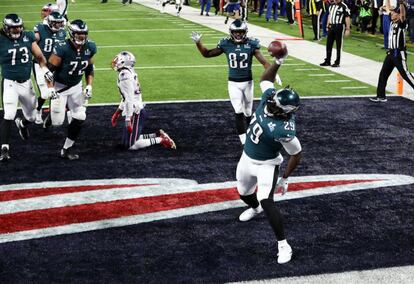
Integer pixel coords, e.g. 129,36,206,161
244,88,297,161
0,31,36,81
217,37,260,82
53,39,97,86
34,23,66,60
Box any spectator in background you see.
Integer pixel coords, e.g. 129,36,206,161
224,0,242,24
371,0,383,34
321,0,331,37
258,0,266,17
266,0,279,21
307,0,323,40
213,0,220,15
200,0,212,16
407,0,414,42
358,0,372,32
286,0,296,24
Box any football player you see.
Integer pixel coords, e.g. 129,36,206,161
41,3,60,24
191,20,271,145
46,19,96,160
33,11,66,124
176,0,184,16
0,14,53,161
110,51,176,150
236,55,301,264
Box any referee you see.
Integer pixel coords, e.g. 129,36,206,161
371,0,414,102
320,0,350,67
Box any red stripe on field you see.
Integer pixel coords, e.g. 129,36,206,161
0,187,240,234
0,184,156,202
0,179,380,234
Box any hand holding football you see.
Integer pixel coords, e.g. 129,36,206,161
268,40,288,59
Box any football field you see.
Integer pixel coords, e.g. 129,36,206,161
1,0,379,104
0,0,414,283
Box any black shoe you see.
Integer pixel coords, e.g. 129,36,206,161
206,13,209,16
0,147,10,162
15,118,29,140
331,63,340,67
224,18,228,24
61,147,79,160
369,97,387,103
320,61,330,66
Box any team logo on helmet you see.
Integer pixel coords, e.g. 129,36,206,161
229,19,248,43
47,12,65,32
68,19,88,46
3,13,23,39
266,87,300,117
111,51,136,71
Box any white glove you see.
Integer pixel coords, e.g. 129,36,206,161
42,67,54,82
276,177,289,195
275,54,288,65
48,87,58,100
190,31,202,43
83,85,92,99
275,74,282,86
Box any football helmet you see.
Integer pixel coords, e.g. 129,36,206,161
111,51,136,71
229,19,248,43
3,14,23,39
41,3,59,18
266,87,300,118
68,19,88,46
47,12,65,32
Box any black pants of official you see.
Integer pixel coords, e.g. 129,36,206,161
312,13,321,40
377,50,414,98
324,24,344,65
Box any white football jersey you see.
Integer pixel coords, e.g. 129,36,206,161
117,68,144,119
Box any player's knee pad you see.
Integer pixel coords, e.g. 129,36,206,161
71,106,86,121
51,108,65,126
3,102,17,120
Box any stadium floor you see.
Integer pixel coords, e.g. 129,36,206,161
0,98,413,282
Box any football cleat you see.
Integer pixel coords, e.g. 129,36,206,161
43,114,51,129
159,130,176,149
61,147,79,160
35,110,43,124
0,147,11,162
239,205,263,222
15,117,29,140
277,243,293,264
369,97,387,103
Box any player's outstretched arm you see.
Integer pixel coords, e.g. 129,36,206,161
254,49,271,69
191,31,223,58
260,62,280,83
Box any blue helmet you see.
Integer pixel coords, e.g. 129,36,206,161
3,14,23,39
266,87,300,117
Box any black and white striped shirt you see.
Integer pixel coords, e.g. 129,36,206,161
328,1,350,25
388,20,407,50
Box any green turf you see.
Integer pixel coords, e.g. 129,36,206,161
1,0,381,106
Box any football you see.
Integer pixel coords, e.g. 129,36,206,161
268,40,288,59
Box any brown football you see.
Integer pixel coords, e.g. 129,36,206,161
267,40,288,58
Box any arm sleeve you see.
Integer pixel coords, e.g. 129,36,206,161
260,81,274,93
281,137,302,155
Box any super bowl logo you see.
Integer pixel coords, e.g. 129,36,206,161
0,174,413,244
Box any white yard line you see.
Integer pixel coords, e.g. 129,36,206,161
325,79,352,82
341,86,369,89
309,74,335,77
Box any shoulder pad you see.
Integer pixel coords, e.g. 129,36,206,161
119,69,133,81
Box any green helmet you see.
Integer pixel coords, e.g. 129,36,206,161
266,87,300,117
3,13,23,39
47,12,64,32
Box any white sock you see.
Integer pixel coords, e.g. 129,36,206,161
129,139,152,150
63,138,75,149
278,239,288,247
1,144,9,150
239,133,246,145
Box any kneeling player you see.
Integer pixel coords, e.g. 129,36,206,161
110,51,176,150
